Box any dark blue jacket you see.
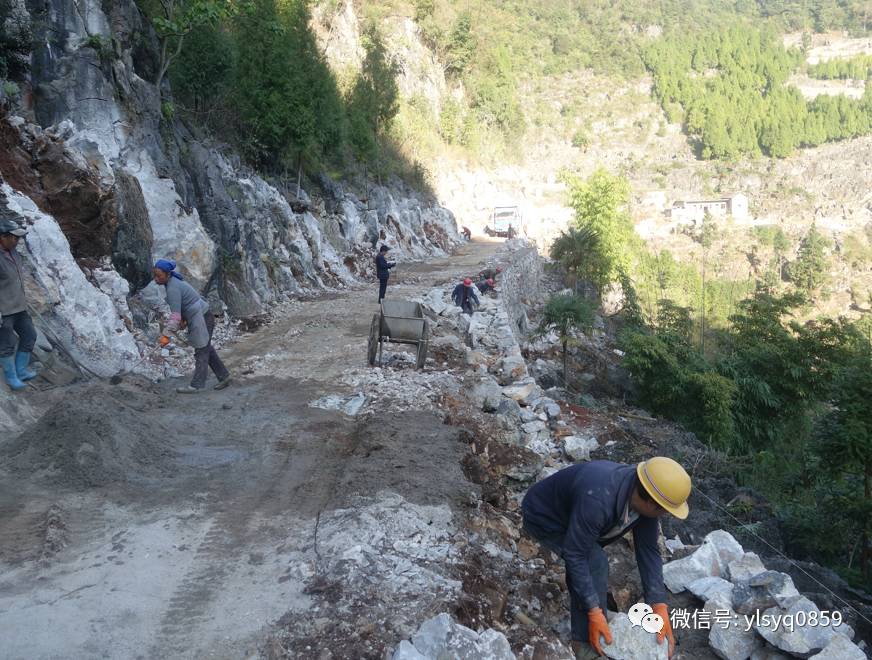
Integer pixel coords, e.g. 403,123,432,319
451,283,479,307
375,253,395,280
522,461,667,611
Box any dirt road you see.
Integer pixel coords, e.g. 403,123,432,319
0,240,502,659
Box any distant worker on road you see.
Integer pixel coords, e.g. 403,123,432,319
375,244,395,303
0,216,37,391
461,226,472,240
476,278,496,295
451,278,479,315
522,457,689,659
153,259,231,394
479,265,502,282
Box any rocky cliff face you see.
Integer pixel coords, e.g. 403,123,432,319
0,0,459,376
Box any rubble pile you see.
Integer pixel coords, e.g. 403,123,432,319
384,242,870,660
662,530,865,659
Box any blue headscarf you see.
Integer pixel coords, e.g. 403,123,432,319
154,258,183,281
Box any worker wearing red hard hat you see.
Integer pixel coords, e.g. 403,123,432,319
522,457,691,659
451,277,479,315
479,265,502,281
477,277,496,295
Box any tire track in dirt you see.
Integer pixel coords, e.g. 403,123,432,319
150,416,354,657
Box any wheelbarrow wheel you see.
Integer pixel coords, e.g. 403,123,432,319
416,320,430,370
367,313,380,366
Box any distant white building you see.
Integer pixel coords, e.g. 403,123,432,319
668,193,749,223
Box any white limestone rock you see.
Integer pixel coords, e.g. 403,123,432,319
563,435,599,462
755,596,850,657
688,576,734,604
502,380,539,406
601,613,669,660
126,150,216,289
708,605,763,660
4,186,140,378
728,552,767,583
663,530,744,593
401,613,515,660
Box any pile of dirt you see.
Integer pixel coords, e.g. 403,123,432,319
1,382,177,489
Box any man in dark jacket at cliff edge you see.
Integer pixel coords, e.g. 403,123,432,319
522,457,691,659
375,244,395,303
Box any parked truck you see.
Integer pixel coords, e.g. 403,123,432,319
484,206,522,238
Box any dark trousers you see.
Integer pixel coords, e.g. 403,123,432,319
191,313,229,389
0,311,37,358
378,278,388,302
523,517,609,642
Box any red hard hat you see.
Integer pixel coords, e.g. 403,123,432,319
486,278,494,286
496,266,503,273
463,278,472,286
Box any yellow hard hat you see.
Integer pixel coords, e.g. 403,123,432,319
637,457,692,519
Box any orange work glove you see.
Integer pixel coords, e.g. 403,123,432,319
652,603,675,658
588,607,612,656
159,335,171,347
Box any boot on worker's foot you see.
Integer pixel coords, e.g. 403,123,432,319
1,356,25,391
213,374,232,390
14,351,37,381
176,385,204,394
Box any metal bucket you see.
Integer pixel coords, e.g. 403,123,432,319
380,301,425,342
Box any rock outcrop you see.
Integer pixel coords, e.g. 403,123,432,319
0,0,460,385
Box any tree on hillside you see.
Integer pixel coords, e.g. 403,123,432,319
445,12,475,77
536,293,594,381
141,0,241,104
787,224,831,293
347,25,399,170
550,226,602,293
229,0,344,171
815,338,872,580
560,167,638,293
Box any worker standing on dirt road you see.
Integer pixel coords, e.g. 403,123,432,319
522,457,689,659
375,244,395,303
451,278,479,315
152,259,232,394
0,216,37,391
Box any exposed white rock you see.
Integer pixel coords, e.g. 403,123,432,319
397,613,515,660
727,552,767,583
601,613,669,660
125,150,216,288
707,605,763,660
663,530,744,593
688,576,734,604
502,380,540,406
392,640,428,660
563,435,599,462
755,596,849,657
4,185,140,378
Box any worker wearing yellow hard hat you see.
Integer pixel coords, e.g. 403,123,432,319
522,457,692,659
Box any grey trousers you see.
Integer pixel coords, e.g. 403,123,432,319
0,311,37,358
523,517,609,642
191,313,229,389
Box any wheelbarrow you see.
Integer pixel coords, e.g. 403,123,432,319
367,300,430,369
